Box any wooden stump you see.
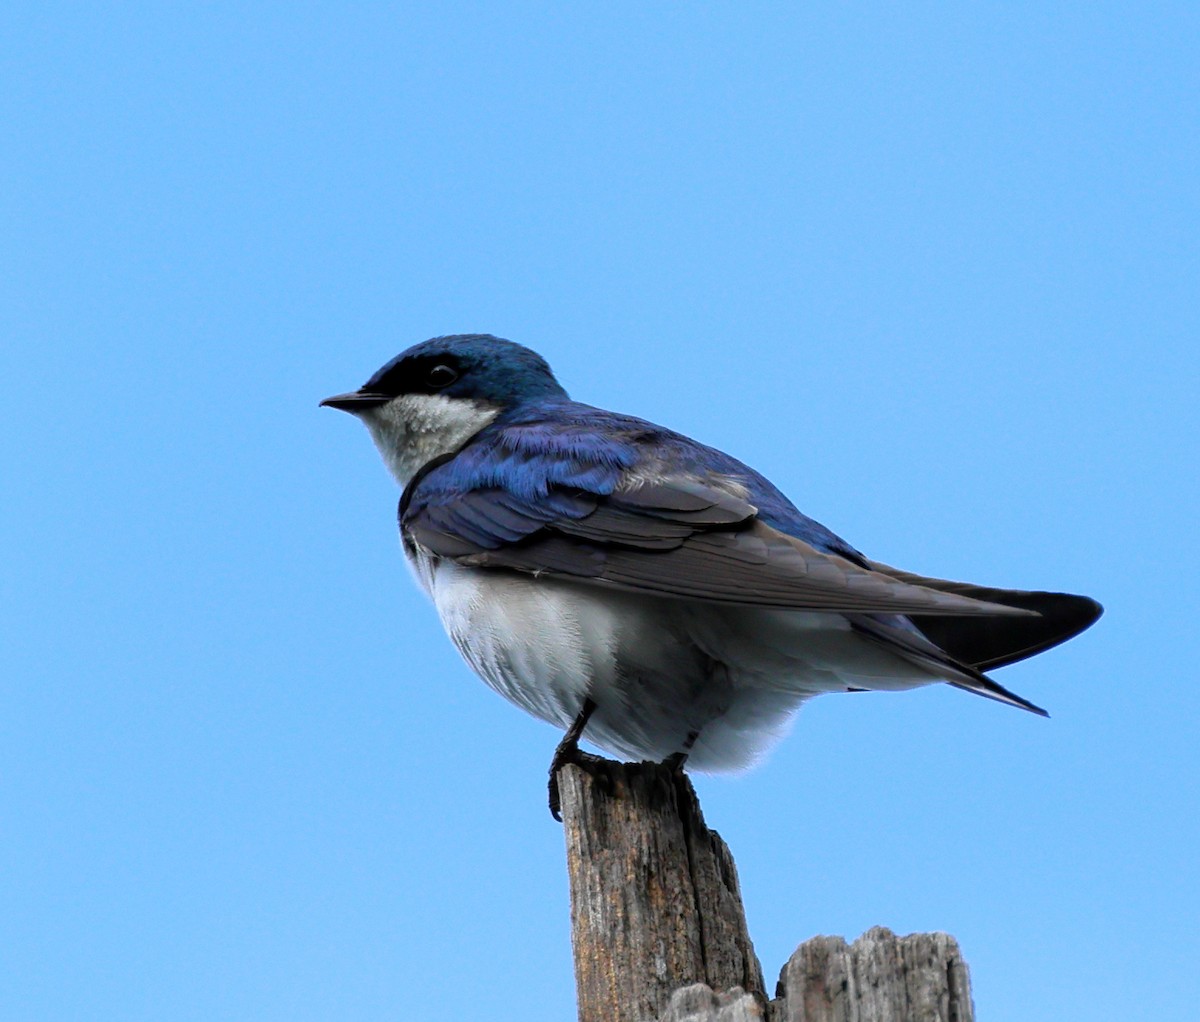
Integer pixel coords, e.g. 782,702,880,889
771,928,975,1022
557,757,975,1022
558,759,767,1022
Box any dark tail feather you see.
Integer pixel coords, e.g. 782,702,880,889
864,560,1102,670
947,675,1049,716
915,590,1102,671
850,613,1051,716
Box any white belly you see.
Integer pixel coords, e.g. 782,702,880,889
410,551,940,770
420,556,619,729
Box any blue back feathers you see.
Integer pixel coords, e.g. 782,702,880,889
382,334,861,558
406,401,862,560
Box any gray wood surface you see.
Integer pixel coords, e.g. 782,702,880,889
559,760,766,1022
559,758,974,1022
769,927,974,1022
649,929,974,1022
657,984,766,1022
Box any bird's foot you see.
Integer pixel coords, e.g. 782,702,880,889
547,746,607,822
548,698,600,822
661,730,699,775
547,695,597,820
661,751,689,773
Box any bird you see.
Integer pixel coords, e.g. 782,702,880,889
322,334,1101,818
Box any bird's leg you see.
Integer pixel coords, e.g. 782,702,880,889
661,730,699,773
548,698,602,821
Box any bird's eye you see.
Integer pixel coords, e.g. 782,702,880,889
426,364,459,388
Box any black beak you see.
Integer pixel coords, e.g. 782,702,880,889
319,391,391,413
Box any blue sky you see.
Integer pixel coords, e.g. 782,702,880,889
2,4,1196,1020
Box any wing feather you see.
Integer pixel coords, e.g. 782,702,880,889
445,515,1036,617
400,425,1040,619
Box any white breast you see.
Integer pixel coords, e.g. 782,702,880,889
414,552,619,729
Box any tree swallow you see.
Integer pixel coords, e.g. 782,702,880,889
323,334,1101,817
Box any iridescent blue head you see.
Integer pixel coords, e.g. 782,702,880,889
322,334,568,412
321,334,569,486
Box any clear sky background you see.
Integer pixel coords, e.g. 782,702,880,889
2,4,1196,1020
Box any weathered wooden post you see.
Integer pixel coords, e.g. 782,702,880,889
558,758,975,1022
559,759,766,1022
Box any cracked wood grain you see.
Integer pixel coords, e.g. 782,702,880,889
559,759,766,1022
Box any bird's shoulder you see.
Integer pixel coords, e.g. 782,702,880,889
401,397,861,560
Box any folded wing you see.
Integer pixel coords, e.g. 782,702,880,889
403,459,1038,618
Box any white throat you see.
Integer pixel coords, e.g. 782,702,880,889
361,393,501,488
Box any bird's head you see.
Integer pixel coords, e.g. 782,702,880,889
321,334,568,487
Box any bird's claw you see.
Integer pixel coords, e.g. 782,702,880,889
661,731,698,775
548,744,608,821
548,698,599,821
661,751,689,773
